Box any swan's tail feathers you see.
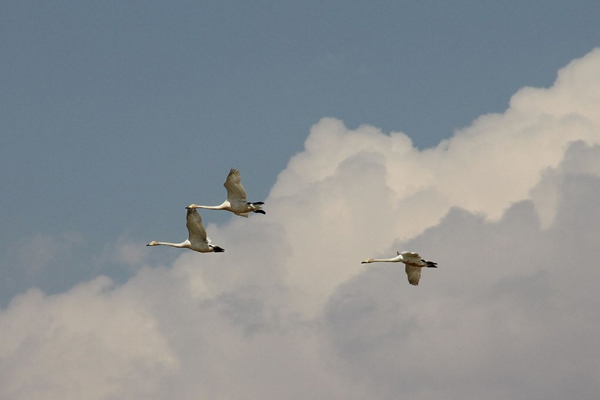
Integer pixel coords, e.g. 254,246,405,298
245,201,265,215
212,246,225,253
237,213,249,218
423,259,438,268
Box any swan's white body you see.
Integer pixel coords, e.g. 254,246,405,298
147,208,224,253
187,168,265,218
361,251,437,286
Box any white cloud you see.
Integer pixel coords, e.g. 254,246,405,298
2,49,600,399
323,152,600,399
530,140,600,227
0,276,178,400
267,49,600,309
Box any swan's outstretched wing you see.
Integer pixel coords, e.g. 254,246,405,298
224,168,247,203
405,264,422,286
186,208,208,244
398,251,421,264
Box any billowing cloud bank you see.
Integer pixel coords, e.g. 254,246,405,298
2,49,600,400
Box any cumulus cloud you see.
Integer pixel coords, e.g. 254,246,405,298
324,148,600,399
0,276,178,400
2,49,600,399
269,49,600,309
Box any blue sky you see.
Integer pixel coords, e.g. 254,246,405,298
3,1,599,299
2,2,600,399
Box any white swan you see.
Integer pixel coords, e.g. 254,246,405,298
361,251,437,286
147,208,225,253
187,168,265,218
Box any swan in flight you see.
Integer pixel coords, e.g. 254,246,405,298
361,251,437,286
187,168,265,218
147,208,225,253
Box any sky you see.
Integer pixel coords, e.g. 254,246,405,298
2,1,600,399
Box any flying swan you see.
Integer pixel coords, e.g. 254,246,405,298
147,208,225,253
187,168,265,217
361,251,437,286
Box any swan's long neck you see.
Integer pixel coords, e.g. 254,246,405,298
154,241,188,248
363,257,402,264
193,203,227,210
